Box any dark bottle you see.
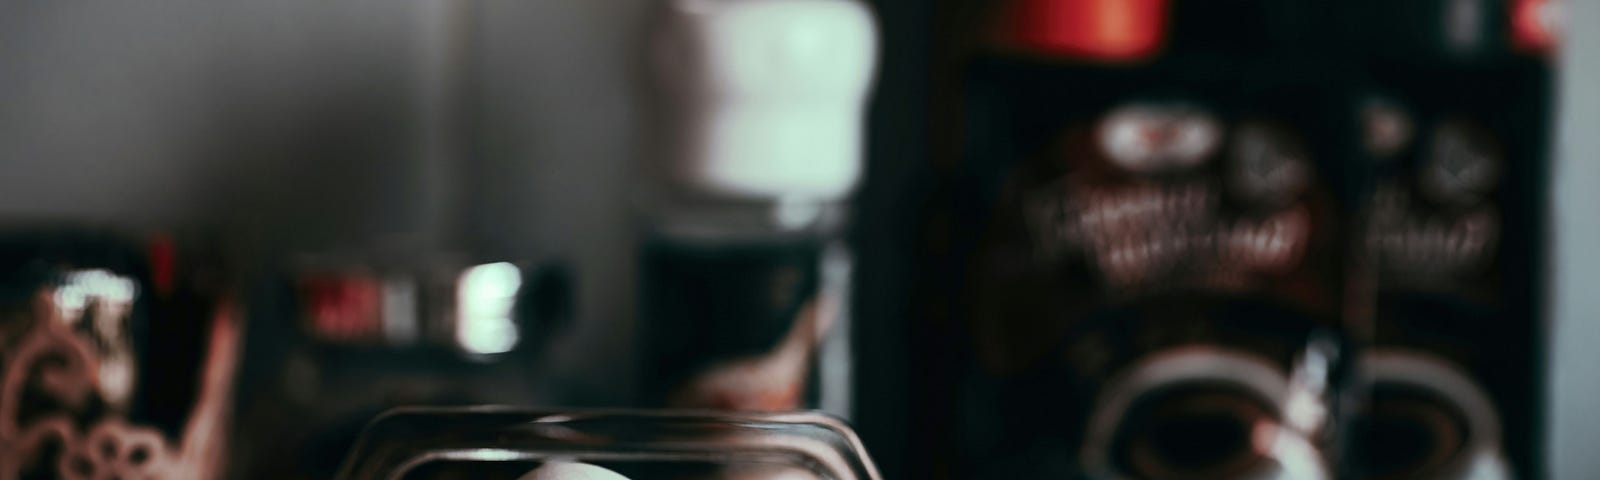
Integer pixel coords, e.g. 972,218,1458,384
635,0,878,415
917,0,1363,478
1345,1,1556,478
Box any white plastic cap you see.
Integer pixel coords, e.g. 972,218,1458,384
652,0,879,201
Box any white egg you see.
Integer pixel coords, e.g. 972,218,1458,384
518,461,632,480
721,465,821,480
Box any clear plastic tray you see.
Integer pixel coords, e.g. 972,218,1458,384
336,407,881,480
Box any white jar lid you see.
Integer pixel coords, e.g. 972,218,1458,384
652,0,878,202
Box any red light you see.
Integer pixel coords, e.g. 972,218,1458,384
996,0,1168,62
147,235,176,296
301,274,384,342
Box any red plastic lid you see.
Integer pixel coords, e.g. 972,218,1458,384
1511,0,1559,54
995,0,1169,62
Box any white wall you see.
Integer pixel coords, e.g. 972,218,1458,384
1545,1,1600,476
468,0,649,404
0,1,434,244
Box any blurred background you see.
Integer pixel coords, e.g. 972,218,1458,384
0,0,1596,478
